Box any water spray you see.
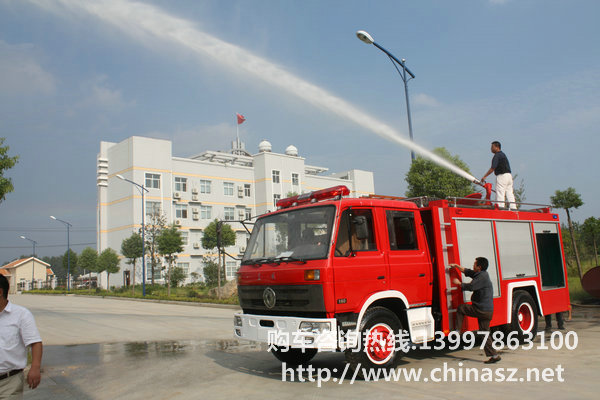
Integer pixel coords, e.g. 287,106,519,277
32,0,481,188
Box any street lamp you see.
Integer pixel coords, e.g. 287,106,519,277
20,235,37,290
117,174,149,297
356,30,416,161
50,215,72,291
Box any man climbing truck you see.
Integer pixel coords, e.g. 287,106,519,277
233,185,570,372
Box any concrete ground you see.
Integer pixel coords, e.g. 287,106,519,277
10,294,600,400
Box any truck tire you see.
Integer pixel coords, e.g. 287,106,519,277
510,291,538,342
271,346,317,365
345,306,403,379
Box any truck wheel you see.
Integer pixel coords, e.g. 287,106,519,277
345,306,403,378
510,291,538,342
271,346,317,365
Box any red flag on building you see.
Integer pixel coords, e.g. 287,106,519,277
237,113,246,125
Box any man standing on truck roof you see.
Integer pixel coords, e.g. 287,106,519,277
481,141,517,210
450,257,501,364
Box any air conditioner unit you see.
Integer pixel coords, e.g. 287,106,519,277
192,208,199,213
192,214,199,221
240,246,246,253
175,219,182,226
192,188,198,194
174,192,181,199
192,195,198,201
238,211,245,219
193,242,200,249
237,186,244,198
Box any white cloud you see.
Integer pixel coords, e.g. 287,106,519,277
413,93,441,108
68,75,132,115
147,122,243,157
0,40,55,96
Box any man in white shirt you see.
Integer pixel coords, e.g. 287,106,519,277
0,274,43,399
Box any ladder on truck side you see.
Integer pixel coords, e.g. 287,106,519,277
435,206,464,332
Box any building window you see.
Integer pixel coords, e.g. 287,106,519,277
174,177,187,192
226,261,238,280
224,207,235,221
145,173,160,189
245,208,252,220
176,262,190,275
272,170,280,183
200,180,211,194
244,184,251,197
273,194,281,207
180,231,188,246
292,173,299,186
146,201,161,218
224,182,234,196
175,204,188,219
200,205,212,219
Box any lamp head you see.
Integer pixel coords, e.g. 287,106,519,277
356,30,374,45
116,174,125,180
50,216,56,220
20,235,26,239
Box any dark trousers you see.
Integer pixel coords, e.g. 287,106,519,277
457,304,497,357
544,313,565,330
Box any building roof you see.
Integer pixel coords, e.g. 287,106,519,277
0,257,53,277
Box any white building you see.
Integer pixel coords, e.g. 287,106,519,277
97,136,374,288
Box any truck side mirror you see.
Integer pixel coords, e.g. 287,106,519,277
352,216,369,240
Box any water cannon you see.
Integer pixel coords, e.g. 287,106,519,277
471,179,494,203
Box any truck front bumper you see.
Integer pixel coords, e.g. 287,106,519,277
233,312,338,351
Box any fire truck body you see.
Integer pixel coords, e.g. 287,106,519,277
234,186,570,366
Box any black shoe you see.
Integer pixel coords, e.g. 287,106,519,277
558,326,565,330
484,356,501,364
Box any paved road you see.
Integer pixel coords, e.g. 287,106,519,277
10,294,600,400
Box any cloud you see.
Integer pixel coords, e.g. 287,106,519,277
68,75,132,116
0,40,55,97
146,122,242,157
413,93,441,108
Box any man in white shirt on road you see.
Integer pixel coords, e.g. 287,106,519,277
0,274,43,399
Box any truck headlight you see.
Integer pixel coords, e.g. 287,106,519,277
234,315,242,327
299,321,331,334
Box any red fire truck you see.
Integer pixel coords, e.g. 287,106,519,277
233,185,570,370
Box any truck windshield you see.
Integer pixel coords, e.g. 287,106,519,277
242,205,336,264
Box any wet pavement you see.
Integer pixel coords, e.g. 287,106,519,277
10,295,600,399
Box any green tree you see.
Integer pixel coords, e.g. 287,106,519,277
202,259,223,288
121,232,144,294
169,266,187,288
512,174,526,204
0,138,19,204
201,219,236,250
98,248,120,290
77,247,98,290
551,187,584,280
582,217,600,267
157,225,184,296
201,219,236,296
143,210,167,285
62,249,79,287
405,147,476,199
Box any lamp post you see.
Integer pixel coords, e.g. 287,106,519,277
50,216,72,291
356,30,416,161
20,235,37,290
117,174,149,297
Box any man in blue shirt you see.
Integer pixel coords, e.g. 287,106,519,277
451,257,500,364
481,141,517,210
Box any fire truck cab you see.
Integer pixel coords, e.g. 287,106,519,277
234,185,570,370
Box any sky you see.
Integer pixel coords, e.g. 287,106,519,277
0,0,598,264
